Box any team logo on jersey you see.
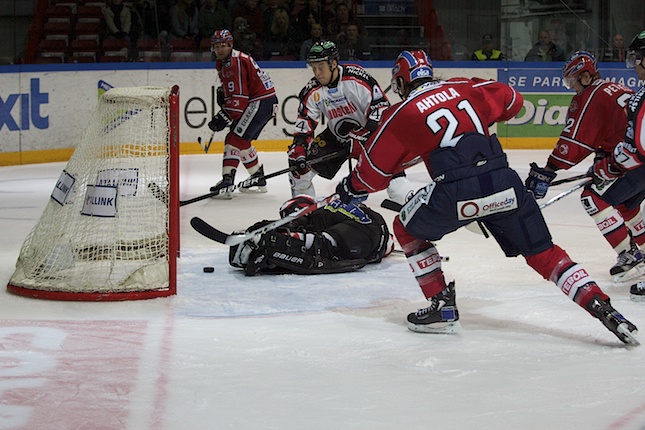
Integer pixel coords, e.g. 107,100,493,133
569,100,578,112
456,188,517,220
556,143,569,155
313,92,321,103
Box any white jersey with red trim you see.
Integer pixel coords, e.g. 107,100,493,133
216,49,276,121
547,79,633,171
349,77,523,193
293,64,390,141
619,86,645,170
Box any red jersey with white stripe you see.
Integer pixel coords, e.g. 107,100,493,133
349,77,523,193
216,49,276,121
293,64,390,140
547,79,633,170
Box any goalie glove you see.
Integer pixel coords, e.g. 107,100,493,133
335,175,368,204
208,110,232,132
525,162,556,199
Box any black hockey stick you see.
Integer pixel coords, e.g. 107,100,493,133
191,194,339,246
551,173,589,187
178,150,346,207
197,131,216,153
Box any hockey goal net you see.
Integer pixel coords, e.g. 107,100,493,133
7,85,180,301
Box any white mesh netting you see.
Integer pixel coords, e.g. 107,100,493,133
9,86,176,297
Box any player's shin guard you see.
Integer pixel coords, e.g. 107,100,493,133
393,216,445,299
555,263,608,309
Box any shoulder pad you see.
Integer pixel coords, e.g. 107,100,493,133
300,78,321,99
342,65,373,83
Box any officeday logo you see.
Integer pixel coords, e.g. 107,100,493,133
0,78,49,131
497,93,573,138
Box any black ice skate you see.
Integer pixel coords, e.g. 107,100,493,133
240,165,267,194
407,281,460,334
610,242,645,282
630,281,645,302
210,171,235,199
586,296,639,345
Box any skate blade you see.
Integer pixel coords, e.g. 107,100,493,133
617,324,640,346
407,321,461,334
239,186,267,194
612,261,645,283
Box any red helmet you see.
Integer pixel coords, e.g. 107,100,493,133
391,50,434,96
210,29,233,50
562,51,597,89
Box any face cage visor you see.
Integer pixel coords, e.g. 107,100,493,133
626,51,643,68
563,75,579,90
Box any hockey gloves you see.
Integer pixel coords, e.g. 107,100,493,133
345,127,370,158
592,156,625,186
525,162,556,199
288,141,310,177
336,176,368,205
208,110,232,132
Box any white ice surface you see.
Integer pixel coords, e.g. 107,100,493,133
1,151,645,430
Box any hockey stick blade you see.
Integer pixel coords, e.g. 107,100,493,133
147,182,168,205
198,132,215,153
191,194,339,246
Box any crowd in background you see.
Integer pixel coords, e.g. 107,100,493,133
103,0,373,61
68,0,634,63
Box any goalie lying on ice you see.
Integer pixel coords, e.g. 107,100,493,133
228,196,394,275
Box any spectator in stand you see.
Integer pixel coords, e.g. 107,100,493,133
471,34,505,61
525,29,565,61
299,22,324,60
131,0,168,42
319,0,336,31
233,0,265,39
169,0,199,45
264,8,298,60
103,0,132,41
327,2,354,44
263,0,288,38
199,0,232,41
232,16,262,58
290,0,311,45
338,21,370,61
602,33,627,62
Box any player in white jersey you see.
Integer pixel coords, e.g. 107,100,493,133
287,40,414,205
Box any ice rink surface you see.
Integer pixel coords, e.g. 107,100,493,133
2,150,645,430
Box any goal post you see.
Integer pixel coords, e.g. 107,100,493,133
7,85,180,301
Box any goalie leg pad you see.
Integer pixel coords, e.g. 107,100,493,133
246,231,367,275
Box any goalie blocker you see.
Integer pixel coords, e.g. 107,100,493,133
229,198,394,276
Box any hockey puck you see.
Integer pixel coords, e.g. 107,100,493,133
203,266,215,273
